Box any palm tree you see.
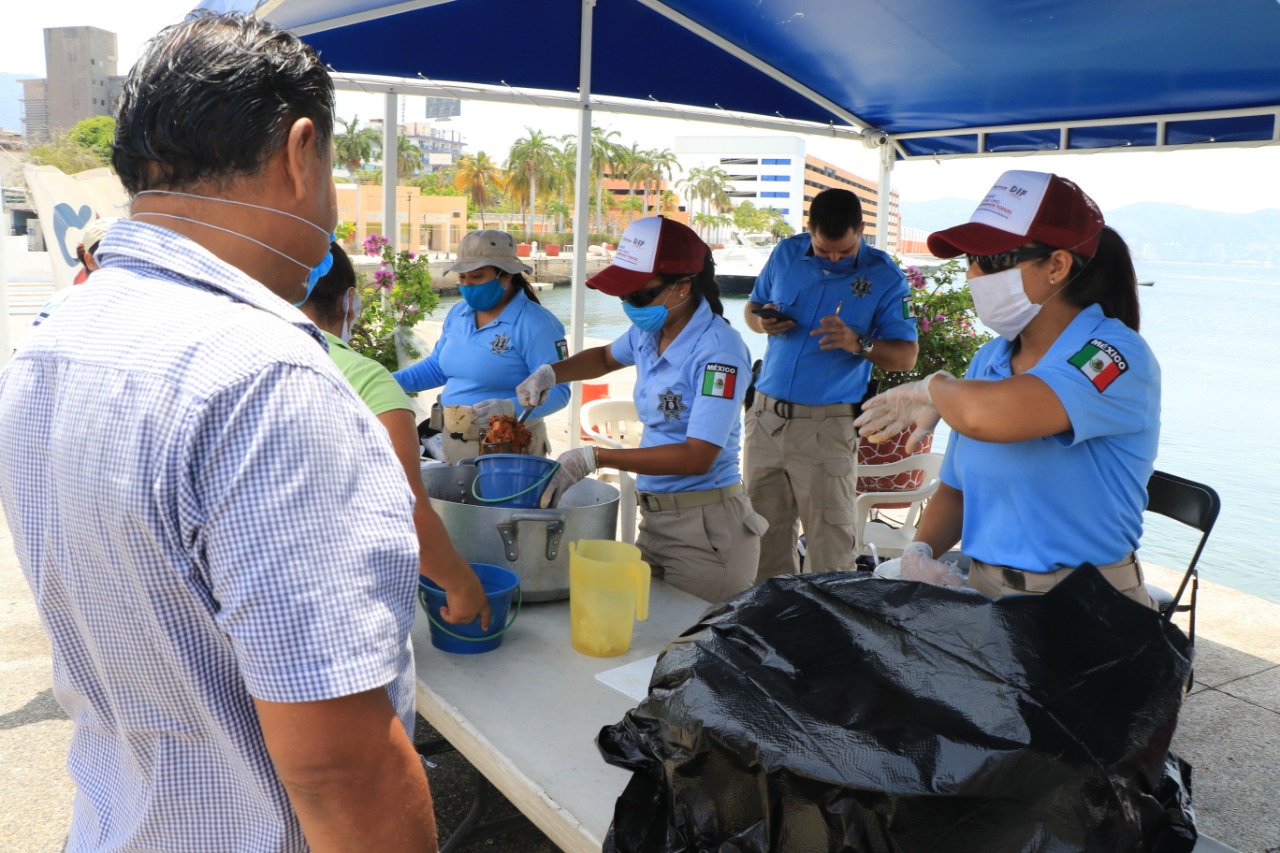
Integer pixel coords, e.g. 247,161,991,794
397,135,422,178
658,189,680,217
589,127,623,233
334,116,380,174
678,165,733,239
506,128,559,236
551,135,578,233
641,147,680,215
453,152,504,227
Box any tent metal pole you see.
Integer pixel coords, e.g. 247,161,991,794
877,141,894,255
383,91,399,250
567,0,596,450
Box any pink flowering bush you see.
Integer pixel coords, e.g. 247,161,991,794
349,233,439,371
874,257,991,391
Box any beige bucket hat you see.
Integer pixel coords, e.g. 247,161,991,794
445,229,533,275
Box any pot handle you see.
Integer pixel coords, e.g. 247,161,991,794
496,511,567,562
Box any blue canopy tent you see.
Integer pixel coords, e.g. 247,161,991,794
196,0,1280,438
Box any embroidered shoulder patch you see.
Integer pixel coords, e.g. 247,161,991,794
701,363,738,398
901,295,916,319
555,339,568,360
1067,338,1128,392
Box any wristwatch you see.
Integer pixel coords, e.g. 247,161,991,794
860,336,876,355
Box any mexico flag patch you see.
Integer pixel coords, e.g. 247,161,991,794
902,295,916,319
701,363,738,398
1068,339,1128,392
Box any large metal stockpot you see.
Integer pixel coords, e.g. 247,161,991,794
421,461,619,602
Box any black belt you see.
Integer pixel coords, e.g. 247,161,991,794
759,392,861,421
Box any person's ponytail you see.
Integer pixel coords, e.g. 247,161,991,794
510,272,541,305
1063,226,1140,331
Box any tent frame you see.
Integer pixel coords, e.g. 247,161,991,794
288,0,1279,444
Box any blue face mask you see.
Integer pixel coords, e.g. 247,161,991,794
815,254,857,274
622,301,669,334
294,233,338,306
461,277,506,311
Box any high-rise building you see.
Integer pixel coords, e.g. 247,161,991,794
20,26,120,145
674,135,900,249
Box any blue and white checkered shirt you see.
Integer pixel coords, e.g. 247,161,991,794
0,220,420,852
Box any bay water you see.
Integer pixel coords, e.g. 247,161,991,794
430,260,1278,603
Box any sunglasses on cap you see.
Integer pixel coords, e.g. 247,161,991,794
966,246,1055,275
621,278,687,308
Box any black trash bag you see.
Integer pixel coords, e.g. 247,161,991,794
598,566,1196,853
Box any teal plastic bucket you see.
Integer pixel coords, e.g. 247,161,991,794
471,453,558,509
417,563,521,654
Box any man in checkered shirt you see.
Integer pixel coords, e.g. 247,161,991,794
0,13,438,851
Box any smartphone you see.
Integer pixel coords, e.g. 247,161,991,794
752,306,794,323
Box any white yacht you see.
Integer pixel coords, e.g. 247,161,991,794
713,231,775,295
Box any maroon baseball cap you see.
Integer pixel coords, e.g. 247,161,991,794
587,216,709,296
927,170,1106,259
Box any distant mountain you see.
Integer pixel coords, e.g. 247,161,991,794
901,198,1280,265
0,71,40,134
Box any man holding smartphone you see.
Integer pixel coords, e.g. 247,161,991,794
743,188,919,581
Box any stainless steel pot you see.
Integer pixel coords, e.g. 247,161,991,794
421,461,619,602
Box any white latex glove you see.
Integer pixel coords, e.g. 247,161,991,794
899,541,965,587
517,364,558,408
873,557,903,579
539,446,596,508
471,398,515,421
854,371,951,453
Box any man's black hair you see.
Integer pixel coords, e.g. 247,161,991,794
112,12,335,195
808,188,863,240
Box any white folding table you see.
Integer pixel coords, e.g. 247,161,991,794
412,580,711,852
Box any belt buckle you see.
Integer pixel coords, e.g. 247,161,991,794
639,493,658,512
772,398,793,419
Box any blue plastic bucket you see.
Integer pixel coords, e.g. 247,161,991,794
417,563,521,654
470,454,559,509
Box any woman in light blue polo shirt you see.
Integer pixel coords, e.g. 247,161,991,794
393,230,570,462
516,217,767,603
856,171,1159,607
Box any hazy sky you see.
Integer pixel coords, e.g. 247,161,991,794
11,1,1280,214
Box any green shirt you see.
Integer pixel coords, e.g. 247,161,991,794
322,331,414,417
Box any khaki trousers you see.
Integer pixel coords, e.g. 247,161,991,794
745,399,858,582
442,420,549,464
968,556,1157,609
638,492,767,603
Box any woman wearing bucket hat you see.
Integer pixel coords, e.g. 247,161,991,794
393,229,570,462
300,243,492,630
855,171,1159,606
515,216,768,603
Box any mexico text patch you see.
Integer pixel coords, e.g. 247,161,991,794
1068,339,1127,392
701,363,737,398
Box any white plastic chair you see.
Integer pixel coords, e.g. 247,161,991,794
854,453,944,559
580,398,644,545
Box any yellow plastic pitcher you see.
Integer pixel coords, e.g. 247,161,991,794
569,540,650,657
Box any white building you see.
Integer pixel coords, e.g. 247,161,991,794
675,135,807,235
674,135,900,249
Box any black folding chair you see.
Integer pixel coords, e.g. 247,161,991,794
1143,470,1221,644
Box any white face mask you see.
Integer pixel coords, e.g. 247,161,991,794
340,288,362,343
969,266,1044,341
